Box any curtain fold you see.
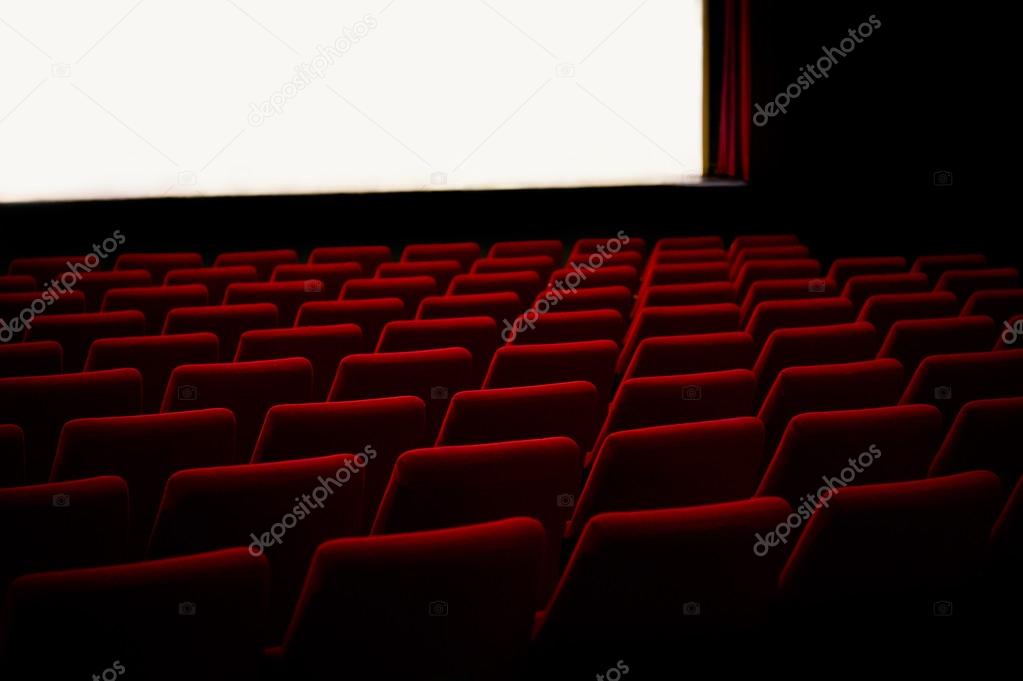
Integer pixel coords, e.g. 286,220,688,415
715,0,751,181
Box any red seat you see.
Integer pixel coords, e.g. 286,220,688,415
0,425,25,486
646,261,729,286
935,268,1019,302
961,288,1023,321
101,285,208,334
655,235,725,252
330,348,472,439
571,418,765,539
372,438,580,599
26,310,146,370
448,271,542,304
437,381,600,453
149,454,364,638
472,256,557,283
162,359,312,462
52,409,236,553
826,256,907,288
487,239,563,261
416,292,521,322
400,242,480,270
0,341,62,378
648,248,728,266
0,476,128,594
929,397,1023,486
279,518,543,679
727,234,800,262
75,270,152,311
622,331,756,381
340,276,436,318
271,262,363,300
637,281,737,309
213,249,300,280
753,322,878,398
778,472,1003,618
591,370,756,466
734,259,822,299
308,245,392,274
1,548,270,679
745,297,855,346
484,340,617,408
296,298,404,350
535,285,632,317
857,291,960,337
729,245,811,279
842,272,931,310
252,397,427,524
618,303,741,373
0,291,86,342
376,316,499,385
571,236,646,257
224,281,330,326
377,260,463,290
568,250,645,270
758,359,905,456
163,303,279,359
0,275,36,292
535,498,792,645
235,324,363,400
739,278,839,325
0,369,142,482
548,265,640,292
8,255,91,283
911,253,987,282
85,333,220,411
165,265,260,305
115,252,204,283
757,405,944,508
900,349,1023,422
878,316,997,377
506,309,625,346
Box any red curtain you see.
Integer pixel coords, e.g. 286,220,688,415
716,0,752,181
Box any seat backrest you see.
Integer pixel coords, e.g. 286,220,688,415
271,262,363,300
484,340,618,408
340,276,436,318
857,291,960,337
296,298,404,350
377,260,463,291
622,331,756,381
0,340,63,378
753,322,878,399
488,239,564,261
842,272,930,310
213,249,300,280
900,349,1023,422
934,267,1020,302
826,256,907,288
618,303,741,373
75,270,152,311
506,309,625,347
929,396,1023,486
307,245,392,274
415,291,521,322
878,315,997,377
447,271,543,304
224,281,330,326
26,310,146,370
102,285,209,333
163,303,279,359
960,288,1023,322
164,265,260,305
910,253,987,282
376,316,499,385
115,252,204,283
400,242,480,270
745,297,855,346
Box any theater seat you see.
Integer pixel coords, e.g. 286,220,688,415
739,278,838,325
377,260,463,291
271,262,363,300
753,322,878,399
622,331,756,381
1,548,270,679
484,340,618,408
960,288,1023,321
416,291,521,322
278,518,543,679
934,268,1020,302
448,271,543,304
538,285,632,317
745,297,855,346
224,281,330,326
0,425,25,486
900,349,1023,422
164,265,260,305
649,248,727,265
727,235,800,261
75,269,152,311
656,235,726,252
757,405,944,509
549,265,640,292
567,250,643,270
506,309,625,346
235,324,363,400
437,381,600,453
8,255,90,283
115,252,204,283
929,397,1023,486
0,369,142,482
162,359,313,462
571,236,646,257
646,261,729,286
0,291,86,339
591,370,756,466
638,281,736,309
163,303,279,359
52,409,236,553
758,359,905,457
376,316,499,385
618,303,741,373
296,298,404,350
488,239,564,261
25,310,146,371
843,272,931,310
85,333,220,412
734,259,822,299
214,249,300,280
826,256,907,288
149,454,364,638
857,291,960,337
778,472,1004,620
102,285,209,333
729,245,811,279
878,316,997,378
0,341,62,378
911,253,987,282
341,276,437,318
372,438,580,599
472,256,557,283
535,498,793,646
400,242,480,270
571,418,765,538
0,476,128,593
0,275,37,292
307,245,392,274
252,397,427,525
